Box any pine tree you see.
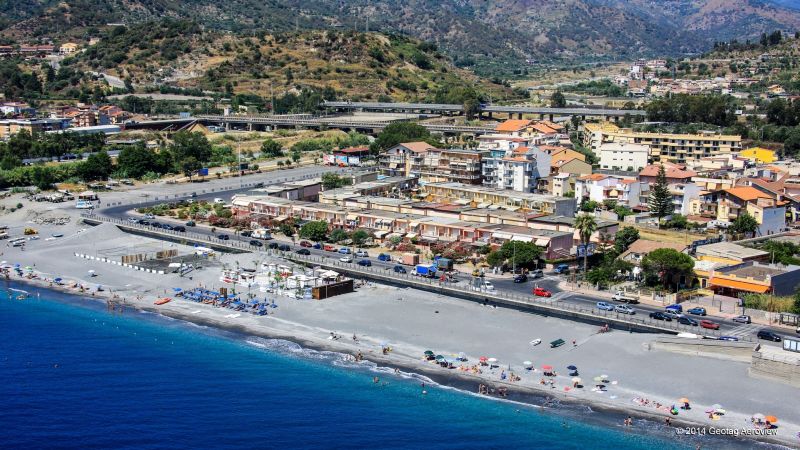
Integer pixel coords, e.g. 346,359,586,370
649,165,673,220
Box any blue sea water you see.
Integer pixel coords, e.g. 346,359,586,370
0,285,742,449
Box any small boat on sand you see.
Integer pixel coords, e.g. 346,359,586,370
530,339,542,346
154,297,172,305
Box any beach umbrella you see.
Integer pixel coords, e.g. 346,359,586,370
523,361,533,366
600,374,609,379
678,397,690,404
435,355,445,361
14,263,20,268
711,404,722,410
567,365,577,370
765,416,778,423
54,277,62,282
479,356,488,362
457,352,467,359
593,376,605,382
487,357,497,363
542,364,553,371
752,413,765,421
173,287,183,292
572,377,582,383
424,350,434,356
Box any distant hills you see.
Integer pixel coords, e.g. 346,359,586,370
3,0,800,74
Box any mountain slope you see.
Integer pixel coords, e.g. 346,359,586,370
3,0,800,72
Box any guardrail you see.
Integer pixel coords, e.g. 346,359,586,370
79,214,753,341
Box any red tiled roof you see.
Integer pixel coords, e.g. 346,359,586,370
495,119,532,132
639,164,696,179
723,186,772,202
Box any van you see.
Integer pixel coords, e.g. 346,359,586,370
213,198,225,204
554,264,570,274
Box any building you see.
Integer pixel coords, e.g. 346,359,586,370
586,126,742,163
59,42,80,54
0,102,36,116
619,239,686,266
708,262,800,296
694,242,769,266
326,146,371,167
528,214,619,246
423,182,576,216
482,146,551,192
413,148,486,185
574,174,642,208
379,141,437,177
0,118,69,139
716,186,786,235
739,147,777,164
638,163,696,184
246,178,322,202
598,142,648,171
494,119,536,137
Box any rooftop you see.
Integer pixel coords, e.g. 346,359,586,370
695,242,769,261
716,261,800,282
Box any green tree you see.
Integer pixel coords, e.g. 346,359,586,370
280,222,294,238
641,248,694,292
291,149,301,163
580,199,599,212
117,144,155,178
181,156,201,180
170,131,212,164
614,226,640,254
299,220,329,242
322,172,351,190
329,228,349,243
575,213,597,273
648,165,673,221
79,150,112,181
369,122,437,154
550,91,566,108
260,138,284,158
351,229,370,247
793,289,800,314
730,212,759,237
486,241,542,270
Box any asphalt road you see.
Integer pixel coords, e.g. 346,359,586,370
95,167,796,345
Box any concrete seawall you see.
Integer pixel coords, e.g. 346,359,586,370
750,350,800,388
649,337,754,362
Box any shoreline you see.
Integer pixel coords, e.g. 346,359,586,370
5,274,794,449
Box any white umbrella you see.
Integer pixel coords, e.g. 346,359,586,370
523,361,533,366
600,374,609,379
488,357,498,363
752,413,765,421
711,404,723,410
572,377,582,383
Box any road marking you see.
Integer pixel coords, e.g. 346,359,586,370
725,324,760,337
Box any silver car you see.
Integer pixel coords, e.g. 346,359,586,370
614,304,636,315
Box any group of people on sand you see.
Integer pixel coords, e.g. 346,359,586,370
477,384,507,397
632,396,674,415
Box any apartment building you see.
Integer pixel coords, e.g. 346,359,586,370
692,186,786,235
0,118,69,139
598,142,648,171
482,146,551,192
422,182,576,216
413,148,486,185
574,174,642,208
379,141,437,177
583,122,622,152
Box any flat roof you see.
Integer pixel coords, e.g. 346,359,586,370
424,182,566,203
717,262,799,281
695,242,768,260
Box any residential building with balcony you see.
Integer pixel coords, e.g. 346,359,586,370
598,142,648,171
708,261,800,296
587,126,742,163
692,186,786,234
582,122,621,152
574,174,642,208
482,146,551,192
422,182,576,216
379,141,437,177
413,148,487,185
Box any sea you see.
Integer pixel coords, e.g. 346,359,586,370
0,283,762,449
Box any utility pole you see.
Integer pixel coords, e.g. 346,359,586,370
270,81,275,114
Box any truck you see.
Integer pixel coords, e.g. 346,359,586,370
611,290,639,304
251,229,273,240
414,264,437,278
434,257,453,271
402,252,420,266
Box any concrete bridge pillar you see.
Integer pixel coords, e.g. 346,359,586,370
549,114,554,122
517,113,523,120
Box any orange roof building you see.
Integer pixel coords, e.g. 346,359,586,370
495,119,533,134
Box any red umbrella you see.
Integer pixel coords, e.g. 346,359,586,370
479,356,488,362
542,364,553,370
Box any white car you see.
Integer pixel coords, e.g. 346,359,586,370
614,305,636,315
339,256,353,263
662,309,683,320
483,281,495,291
355,250,369,257
213,198,224,204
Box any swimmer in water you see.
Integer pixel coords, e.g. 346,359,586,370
373,376,379,384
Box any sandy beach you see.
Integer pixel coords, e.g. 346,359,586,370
2,190,799,449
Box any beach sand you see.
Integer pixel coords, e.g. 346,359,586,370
2,194,799,448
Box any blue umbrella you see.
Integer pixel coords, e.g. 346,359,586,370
54,277,63,282
172,287,183,292
567,365,578,370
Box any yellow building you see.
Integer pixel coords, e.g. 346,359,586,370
739,147,777,164
582,122,620,152
59,42,80,54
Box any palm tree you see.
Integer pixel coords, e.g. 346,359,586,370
574,213,597,274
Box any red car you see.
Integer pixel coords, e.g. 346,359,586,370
700,320,720,330
533,287,552,297
323,244,337,252
299,240,312,248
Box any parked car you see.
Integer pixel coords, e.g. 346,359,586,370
483,281,495,291
355,249,369,257
127,217,139,224
719,336,739,342
357,259,372,267
312,243,322,249
338,247,351,254
249,240,263,247
665,304,683,312
217,234,230,240
268,242,279,249
687,307,707,316
732,315,752,324
649,312,672,321
324,244,337,252
299,241,312,248
662,310,682,320
151,221,161,228
185,221,196,227
240,230,252,237
161,224,173,230
296,248,311,255
393,265,407,274
144,214,155,219
596,301,615,311
757,330,782,342
278,244,290,251
173,226,186,232
138,220,150,226
530,269,544,279
513,273,528,283
553,264,570,274
614,305,636,315
700,320,720,330
340,255,353,263
678,316,698,326
533,287,552,297
378,253,392,262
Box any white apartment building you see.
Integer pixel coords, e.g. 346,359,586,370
598,142,649,171
575,174,642,208
482,146,551,193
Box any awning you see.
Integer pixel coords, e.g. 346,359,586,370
488,204,501,210
511,235,533,242
346,214,359,221
273,215,288,222
477,202,491,208
374,230,390,238
410,221,420,228
709,278,770,293
535,238,550,246
454,199,471,205
492,232,513,240
389,163,398,169
386,232,403,239
505,206,520,211
405,232,418,239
